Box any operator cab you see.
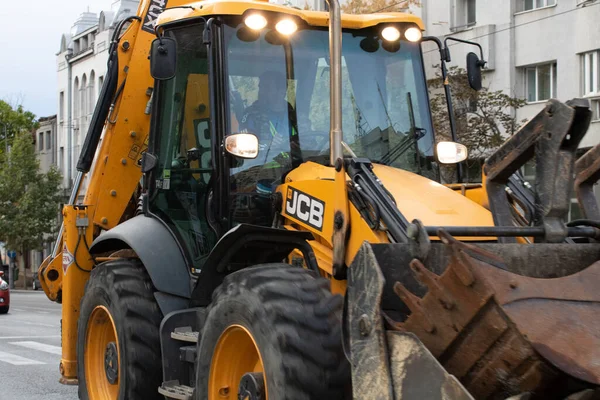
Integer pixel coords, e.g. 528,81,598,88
146,10,459,272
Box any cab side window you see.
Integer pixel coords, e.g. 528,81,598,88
149,25,217,271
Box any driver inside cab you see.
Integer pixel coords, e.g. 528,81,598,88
229,70,300,227
239,70,299,165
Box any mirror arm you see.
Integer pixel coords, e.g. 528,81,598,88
422,36,463,182
422,36,450,62
153,23,164,45
444,37,487,67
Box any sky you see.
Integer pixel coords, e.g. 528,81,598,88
0,0,116,118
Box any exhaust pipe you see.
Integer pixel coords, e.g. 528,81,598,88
326,0,350,279
326,0,343,166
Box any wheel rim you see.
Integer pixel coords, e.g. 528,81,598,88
85,305,120,400
209,324,268,400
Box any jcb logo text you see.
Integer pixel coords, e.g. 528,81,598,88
285,188,325,231
143,0,169,33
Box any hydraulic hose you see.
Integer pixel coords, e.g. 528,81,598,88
76,54,119,172
76,16,140,173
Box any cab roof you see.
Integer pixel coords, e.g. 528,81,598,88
155,0,425,30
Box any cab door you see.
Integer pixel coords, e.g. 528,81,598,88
147,24,217,272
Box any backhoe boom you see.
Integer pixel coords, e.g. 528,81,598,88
38,0,191,382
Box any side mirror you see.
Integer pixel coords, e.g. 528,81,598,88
150,37,177,80
436,141,468,164
466,52,483,91
224,133,259,159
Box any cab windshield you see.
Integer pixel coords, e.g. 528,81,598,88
224,20,437,181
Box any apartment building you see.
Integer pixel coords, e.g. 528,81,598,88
56,0,140,203
418,0,600,218
420,0,599,146
35,115,58,175
31,115,58,282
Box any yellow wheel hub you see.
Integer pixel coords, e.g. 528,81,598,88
209,325,268,400
85,305,120,400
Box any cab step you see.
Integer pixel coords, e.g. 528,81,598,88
171,326,199,343
158,380,194,400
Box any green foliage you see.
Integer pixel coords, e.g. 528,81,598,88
0,132,63,253
428,66,527,181
0,100,39,149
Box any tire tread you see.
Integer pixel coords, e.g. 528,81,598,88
196,264,349,400
77,259,163,400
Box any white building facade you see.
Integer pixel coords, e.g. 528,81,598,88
56,0,140,202
419,0,600,148
418,0,600,218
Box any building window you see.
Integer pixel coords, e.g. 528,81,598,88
451,0,476,31
520,0,556,12
38,132,44,151
59,91,65,122
467,0,476,25
81,74,88,120
89,70,96,114
591,98,600,121
46,131,52,150
74,77,80,120
526,62,557,102
583,50,599,96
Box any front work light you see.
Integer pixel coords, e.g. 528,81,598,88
436,141,468,164
275,19,298,35
381,26,401,42
404,27,422,42
244,14,267,30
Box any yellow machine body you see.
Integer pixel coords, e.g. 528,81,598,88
39,0,433,383
36,0,600,399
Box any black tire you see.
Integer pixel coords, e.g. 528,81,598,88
195,264,350,400
0,306,8,314
77,259,163,400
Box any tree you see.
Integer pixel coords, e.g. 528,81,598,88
0,100,38,150
428,66,527,182
342,0,420,14
0,131,62,278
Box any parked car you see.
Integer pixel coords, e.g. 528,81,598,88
0,271,9,314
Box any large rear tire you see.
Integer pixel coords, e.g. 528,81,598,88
195,264,350,400
77,259,163,400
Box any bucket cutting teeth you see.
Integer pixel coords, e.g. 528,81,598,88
409,259,456,310
392,281,435,333
389,229,600,399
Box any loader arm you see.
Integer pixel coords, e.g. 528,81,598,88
37,0,193,383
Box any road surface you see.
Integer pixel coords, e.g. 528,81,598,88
0,290,78,400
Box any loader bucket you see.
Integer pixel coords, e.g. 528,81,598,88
346,234,600,400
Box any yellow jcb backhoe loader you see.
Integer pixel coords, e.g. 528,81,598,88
38,0,600,398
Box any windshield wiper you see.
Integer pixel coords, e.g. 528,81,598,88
377,92,426,166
